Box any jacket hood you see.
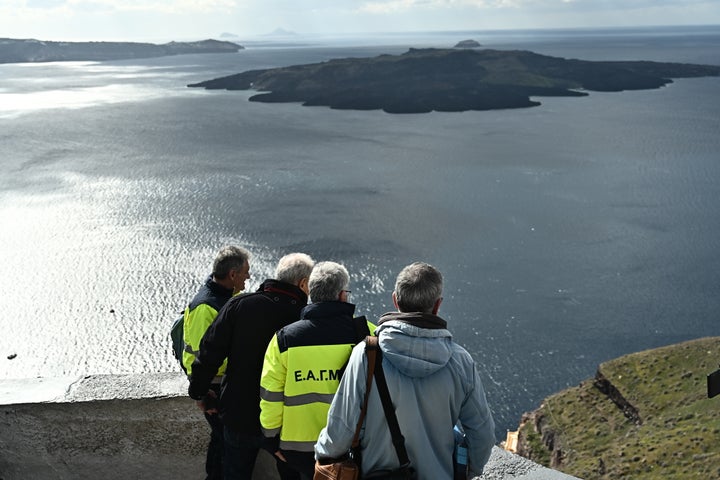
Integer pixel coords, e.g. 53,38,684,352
375,311,454,379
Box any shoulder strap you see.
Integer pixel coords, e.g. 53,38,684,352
350,336,378,448
372,338,411,468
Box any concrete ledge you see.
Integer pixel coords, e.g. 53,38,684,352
0,374,579,480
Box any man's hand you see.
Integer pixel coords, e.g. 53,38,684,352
260,434,284,461
196,389,219,414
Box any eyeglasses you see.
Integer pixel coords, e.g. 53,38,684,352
342,290,352,296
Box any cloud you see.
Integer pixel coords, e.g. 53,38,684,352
354,0,552,15
90,0,237,13
1,0,242,40
26,0,66,7
18,0,237,14
354,0,718,15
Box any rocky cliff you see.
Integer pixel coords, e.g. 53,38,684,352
515,337,720,480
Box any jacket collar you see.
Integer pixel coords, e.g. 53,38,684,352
377,311,447,330
205,275,234,298
258,279,309,304
301,301,356,320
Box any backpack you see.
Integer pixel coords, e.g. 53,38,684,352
170,313,186,373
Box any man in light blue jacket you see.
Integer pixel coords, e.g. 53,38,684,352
315,262,495,479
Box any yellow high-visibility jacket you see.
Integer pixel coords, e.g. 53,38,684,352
182,277,233,376
260,301,375,452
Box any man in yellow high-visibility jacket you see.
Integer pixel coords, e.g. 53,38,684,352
183,245,250,480
260,261,375,479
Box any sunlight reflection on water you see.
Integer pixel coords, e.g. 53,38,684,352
0,62,208,118
0,172,276,378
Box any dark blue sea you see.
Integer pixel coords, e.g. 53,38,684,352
1,25,719,437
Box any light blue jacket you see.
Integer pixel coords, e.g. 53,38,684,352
315,312,495,479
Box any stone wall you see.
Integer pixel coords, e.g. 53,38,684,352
0,373,277,480
0,373,578,480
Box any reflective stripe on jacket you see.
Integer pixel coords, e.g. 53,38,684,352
260,301,375,452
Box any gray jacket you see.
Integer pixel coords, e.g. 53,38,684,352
315,311,495,479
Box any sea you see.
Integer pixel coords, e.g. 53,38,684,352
1,25,719,438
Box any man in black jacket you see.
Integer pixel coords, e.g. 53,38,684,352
189,252,314,480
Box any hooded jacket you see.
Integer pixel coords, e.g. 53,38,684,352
315,311,495,479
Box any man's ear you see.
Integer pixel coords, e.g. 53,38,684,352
432,297,443,315
392,291,399,310
298,277,309,294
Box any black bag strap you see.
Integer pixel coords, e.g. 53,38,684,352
367,336,411,468
351,337,378,449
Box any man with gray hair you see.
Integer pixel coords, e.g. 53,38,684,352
260,261,375,479
189,252,315,480
315,262,496,479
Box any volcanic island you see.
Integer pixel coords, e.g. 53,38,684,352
188,47,720,113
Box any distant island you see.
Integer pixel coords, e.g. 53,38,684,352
514,337,720,479
188,47,720,113
0,38,242,64
454,39,481,48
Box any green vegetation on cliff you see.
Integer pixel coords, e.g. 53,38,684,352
517,337,720,479
188,48,720,113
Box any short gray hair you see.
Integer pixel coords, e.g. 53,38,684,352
213,245,251,279
394,262,443,313
309,261,349,303
275,253,315,285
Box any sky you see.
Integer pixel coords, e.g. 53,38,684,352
0,0,718,42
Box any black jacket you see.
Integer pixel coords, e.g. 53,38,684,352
188,279,308,434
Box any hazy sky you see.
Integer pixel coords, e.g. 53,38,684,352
1,0,718,42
